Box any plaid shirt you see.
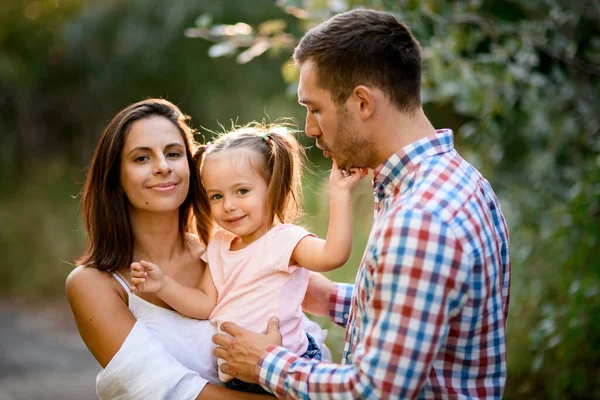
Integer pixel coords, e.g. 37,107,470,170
257,129,511,399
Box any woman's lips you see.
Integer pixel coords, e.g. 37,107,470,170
149,183,177,192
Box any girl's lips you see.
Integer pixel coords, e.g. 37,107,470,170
225,215,246,224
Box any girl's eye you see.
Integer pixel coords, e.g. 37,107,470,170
210,194,222,201
237,188,249,195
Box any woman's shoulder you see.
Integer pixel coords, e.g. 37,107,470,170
66,266,124,302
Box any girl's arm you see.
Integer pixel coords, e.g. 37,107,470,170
292,161,368,272
131,260,217,320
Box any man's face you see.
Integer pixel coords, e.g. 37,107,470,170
297,60,374,170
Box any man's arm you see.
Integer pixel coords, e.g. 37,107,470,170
255,210,471,399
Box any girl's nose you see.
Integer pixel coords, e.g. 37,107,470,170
224,197,237,211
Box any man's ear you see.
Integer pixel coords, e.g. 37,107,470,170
351,85,376,120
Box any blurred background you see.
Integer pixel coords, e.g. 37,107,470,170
0,0,598,399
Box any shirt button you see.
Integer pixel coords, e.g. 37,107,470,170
347,354,352,362
344,313,349,319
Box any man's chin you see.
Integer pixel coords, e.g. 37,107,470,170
322,150,331,158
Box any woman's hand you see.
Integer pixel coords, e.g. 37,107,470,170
130,260,166,293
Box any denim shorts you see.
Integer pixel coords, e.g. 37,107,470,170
226,332,322,394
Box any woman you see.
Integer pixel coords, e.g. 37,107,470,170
66,99,329,399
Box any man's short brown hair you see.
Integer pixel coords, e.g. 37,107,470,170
293,9,423,112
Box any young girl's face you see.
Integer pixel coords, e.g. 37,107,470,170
201,148,271,245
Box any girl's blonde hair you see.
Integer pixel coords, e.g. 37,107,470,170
194,122,305,243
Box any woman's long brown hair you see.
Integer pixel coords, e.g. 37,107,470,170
77,99,212,273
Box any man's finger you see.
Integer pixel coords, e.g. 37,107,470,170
220,321,245,336
212,332,233,347
219,362,234,376
213,346,231,361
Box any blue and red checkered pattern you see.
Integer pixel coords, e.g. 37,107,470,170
257,129,511,399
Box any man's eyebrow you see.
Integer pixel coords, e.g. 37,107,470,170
298,98,312,106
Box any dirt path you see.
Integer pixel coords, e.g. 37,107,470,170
0,298,100,400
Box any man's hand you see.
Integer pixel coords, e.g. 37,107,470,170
212,317,283,383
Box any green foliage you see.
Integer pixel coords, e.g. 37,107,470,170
0,160,84,297
190,0,600,397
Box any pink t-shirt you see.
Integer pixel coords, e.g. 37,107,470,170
206,224,314,355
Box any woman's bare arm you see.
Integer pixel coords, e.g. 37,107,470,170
66,266,136,368
66,266,272,399
196,385,274,399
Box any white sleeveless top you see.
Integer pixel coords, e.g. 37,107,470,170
112,273,221,386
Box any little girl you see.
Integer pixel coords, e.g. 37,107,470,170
130,123,366,393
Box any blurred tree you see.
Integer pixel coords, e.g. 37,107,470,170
0,0,305,296
188,0,600,398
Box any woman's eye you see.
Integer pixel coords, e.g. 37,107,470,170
134,155,149,162
167,152,183,158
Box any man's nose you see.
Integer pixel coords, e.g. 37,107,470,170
304,113,320,138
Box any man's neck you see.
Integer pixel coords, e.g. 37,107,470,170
129,209,183,265
372,106,437,167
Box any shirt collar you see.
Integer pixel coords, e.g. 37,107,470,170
372,129,455,191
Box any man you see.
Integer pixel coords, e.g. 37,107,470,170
213,8,511,399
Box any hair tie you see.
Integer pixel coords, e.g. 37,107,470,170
261,133,272,143
205,141,212,151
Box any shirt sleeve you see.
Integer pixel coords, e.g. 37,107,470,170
204,229,226,288
256,210,471,399
269,224,315,273
329,283,353,327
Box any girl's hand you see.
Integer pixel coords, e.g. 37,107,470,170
329,159,368,192
129,260,166,293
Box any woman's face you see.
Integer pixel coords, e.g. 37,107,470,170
119,115,190,214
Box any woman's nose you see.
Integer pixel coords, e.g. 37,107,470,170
305,113,320,138
154,155,172,175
